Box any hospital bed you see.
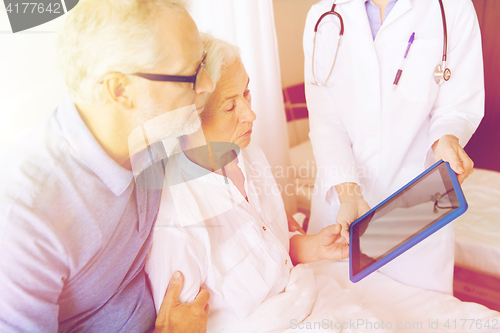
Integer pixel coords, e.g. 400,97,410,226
284,84,500,313
453,168,500,312
288,139,500,313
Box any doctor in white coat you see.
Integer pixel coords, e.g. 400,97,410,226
303,0,484,294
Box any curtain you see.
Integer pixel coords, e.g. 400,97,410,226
189,0,296,211
0,7,67,152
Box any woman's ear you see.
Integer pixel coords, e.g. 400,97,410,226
101,73,134,109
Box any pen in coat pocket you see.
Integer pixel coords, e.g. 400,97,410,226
393,32,415,87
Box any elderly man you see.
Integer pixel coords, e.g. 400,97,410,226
0,0,213,332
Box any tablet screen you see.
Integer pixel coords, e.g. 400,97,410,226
351,162,461,278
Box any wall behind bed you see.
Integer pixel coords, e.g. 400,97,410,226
466,0,500,173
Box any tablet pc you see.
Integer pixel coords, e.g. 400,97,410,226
349,160,467,283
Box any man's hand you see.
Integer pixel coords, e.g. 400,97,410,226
432,134,474,184
286,211,306,235
335,183,371,243
152,271,210,333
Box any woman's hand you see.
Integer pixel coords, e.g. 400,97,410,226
312,224,349,261
289,224,348,265
432,134,474,184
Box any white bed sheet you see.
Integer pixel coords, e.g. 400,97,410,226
228,261,500,333
454,169,500,277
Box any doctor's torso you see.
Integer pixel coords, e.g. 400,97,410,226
304,0,482,205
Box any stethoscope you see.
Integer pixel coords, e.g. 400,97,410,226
312,0,451,87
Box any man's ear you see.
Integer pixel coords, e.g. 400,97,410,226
101,73,134,109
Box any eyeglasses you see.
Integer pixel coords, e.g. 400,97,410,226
132,51,207,90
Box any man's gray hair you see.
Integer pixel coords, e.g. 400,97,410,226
57,0,188,105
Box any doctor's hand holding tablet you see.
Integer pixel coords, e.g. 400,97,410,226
336,131,475,243
431,134,475,184
304,0,484,293
349,160,468,282
334,134,474,245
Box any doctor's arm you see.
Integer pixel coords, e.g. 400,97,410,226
428,0,484,184
303,5,366,228
334,183,371,242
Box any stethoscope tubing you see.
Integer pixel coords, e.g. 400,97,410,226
312,0,450,86
312,2,343,87
438,0,448,62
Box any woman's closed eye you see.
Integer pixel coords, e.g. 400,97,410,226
224,89,250,113
225,101,236,112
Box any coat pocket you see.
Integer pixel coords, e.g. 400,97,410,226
398,39,442,102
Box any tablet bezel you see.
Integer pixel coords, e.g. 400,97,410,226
349,160,468,283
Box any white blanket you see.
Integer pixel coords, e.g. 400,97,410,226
225,261,500,333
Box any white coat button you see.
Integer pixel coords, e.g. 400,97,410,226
262,226,266,231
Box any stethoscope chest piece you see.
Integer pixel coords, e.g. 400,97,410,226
434,63,451,85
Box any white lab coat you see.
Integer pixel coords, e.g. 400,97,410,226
303,0,484,293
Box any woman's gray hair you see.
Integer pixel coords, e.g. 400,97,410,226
57,0,188,105
201,33,241,92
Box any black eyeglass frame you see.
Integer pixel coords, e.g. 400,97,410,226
132,51,207,90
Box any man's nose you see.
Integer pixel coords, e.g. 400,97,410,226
196,68,214,94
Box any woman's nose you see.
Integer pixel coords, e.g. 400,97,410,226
240,102,257,123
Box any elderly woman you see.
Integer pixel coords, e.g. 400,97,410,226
145,35,349,331
146,35,500,333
